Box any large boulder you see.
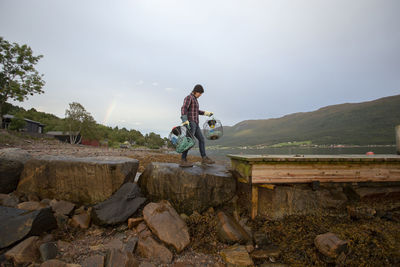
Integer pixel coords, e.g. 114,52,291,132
91,182,146,225
138,162,236,214
216,211,252,244
143,200,190,253
17,155,139,205
0,148,32,194
0,206,57,249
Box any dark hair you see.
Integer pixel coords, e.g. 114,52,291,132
192,84,204,93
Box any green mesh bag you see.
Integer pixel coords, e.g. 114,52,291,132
176,135,195,153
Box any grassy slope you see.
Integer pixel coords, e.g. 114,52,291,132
215,94,400,147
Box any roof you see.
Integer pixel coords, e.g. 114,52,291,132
2,114,45,126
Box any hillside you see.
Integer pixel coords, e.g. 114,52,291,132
214,94,400,147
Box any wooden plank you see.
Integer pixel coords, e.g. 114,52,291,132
227,154,400,163
251,163,400,183
251,185,258,219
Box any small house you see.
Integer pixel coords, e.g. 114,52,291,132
2,114,45,133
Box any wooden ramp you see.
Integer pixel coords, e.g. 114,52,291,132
227,154,400,219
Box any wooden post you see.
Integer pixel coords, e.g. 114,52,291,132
251,185,258,219
396,125,400,155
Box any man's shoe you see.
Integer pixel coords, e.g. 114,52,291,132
179,159,193,168
202,156,215,165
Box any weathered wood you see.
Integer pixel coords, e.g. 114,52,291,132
227,154,400,184
251,163,400,183
396,125,400,155
251,185,258,219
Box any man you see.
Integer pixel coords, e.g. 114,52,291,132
180,84,215,167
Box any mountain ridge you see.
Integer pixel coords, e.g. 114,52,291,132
213,94,400,147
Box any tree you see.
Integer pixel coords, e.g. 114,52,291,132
0,37,45,126
64,102,96,144
8,112,26,131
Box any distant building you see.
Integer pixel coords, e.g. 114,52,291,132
46,131,81,144
1,114,45,133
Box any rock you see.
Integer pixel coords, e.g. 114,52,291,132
39,242,58,261
105,249,138,267
180,213,190,222
251,245,281,260
0,206,57,249
50,200,75,216
128,217,144,229
220,244,254,266
241,183,348,219
136,222,148,233
17,201,47,211
40,259,68,267
314,232,348,258
123,236,138,253
17,155,139,205
2,192,20,208
139,262,156,267
138,162,236,214
82,254,105,267
70,212,91,229
137,235,173,264
253,231,272,249
347,206,376,220
91,182,146,225
5,236,40,265
354,185,400,199
104,239,124,250
0,148,31,194
216,211,252,244
143,200,190,253
55,213,69,229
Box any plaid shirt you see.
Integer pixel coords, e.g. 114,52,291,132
181,93,205,124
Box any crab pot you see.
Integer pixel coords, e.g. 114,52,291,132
203,118,223,140
168,125,195,153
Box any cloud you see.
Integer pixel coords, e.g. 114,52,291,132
136,80,144,85
152,82,159,86
165,87,175,92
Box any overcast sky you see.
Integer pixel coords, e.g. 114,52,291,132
1,0,399,137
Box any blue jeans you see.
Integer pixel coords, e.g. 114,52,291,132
182,121,206,160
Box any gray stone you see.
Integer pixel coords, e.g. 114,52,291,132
105,249,138,267
91,182,146,226
143,200,190,253
220,244,254,266
0,148,31,194
82,254,105,267
138,162,236,214
39,242,58,261
0,206,57,249
17,155,139,205
137,236,173,264
50,200,76,216
17,201,47,211
123,236,138,253
2,192,20,208
314,232,348,258
5,236,40,265
216,211,252,245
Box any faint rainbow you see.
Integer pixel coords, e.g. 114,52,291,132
103,98,117,125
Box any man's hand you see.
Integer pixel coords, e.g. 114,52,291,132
182,120,190,129
204,111,213,117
